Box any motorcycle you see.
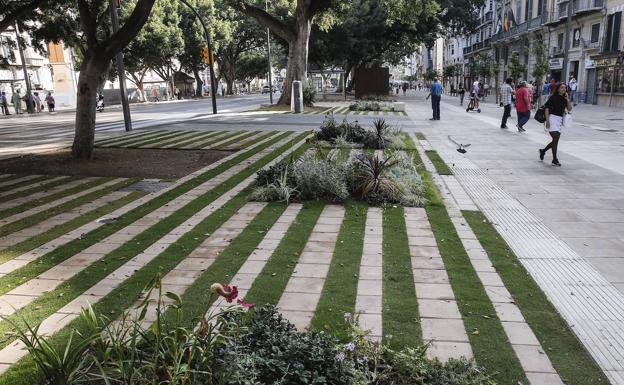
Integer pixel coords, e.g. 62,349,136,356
96,93,105,112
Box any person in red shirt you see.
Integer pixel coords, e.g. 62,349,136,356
515,81,531,132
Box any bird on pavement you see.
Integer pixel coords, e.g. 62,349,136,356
448,135,471,154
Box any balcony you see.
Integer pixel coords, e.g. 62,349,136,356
463,46,473,55
480,12,493,26
552,46,564,55
24,57,44,67
547,0,604,24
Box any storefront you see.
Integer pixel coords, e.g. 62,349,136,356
594,53,624,107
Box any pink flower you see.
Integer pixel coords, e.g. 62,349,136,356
210,283,239,303
237,298,256,309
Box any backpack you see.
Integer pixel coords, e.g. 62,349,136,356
534,106,546,123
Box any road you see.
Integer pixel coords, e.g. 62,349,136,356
0,94,270,159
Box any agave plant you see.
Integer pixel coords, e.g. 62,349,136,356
350,153,400,199
367,119,391,149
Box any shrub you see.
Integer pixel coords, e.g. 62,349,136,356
256,161,295,187
317,114,342,141
303,84,317,106
293,154,350,202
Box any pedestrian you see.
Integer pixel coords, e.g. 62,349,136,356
44,92,55,112
402,82,408,95
33,92,41,112
12,90,22,114
472,80,481,111
539,83,572,167
568,76,577,106
500,77,514,129
458,85,465,106
515,81,531,132
0,92,10,115
151,88,159,102
548,78,557,95
426,77,443,121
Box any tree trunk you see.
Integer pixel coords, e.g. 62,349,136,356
192,68,203,97
137,82,146,102
72,58,104,159
277,9,311,105
226,79,235,95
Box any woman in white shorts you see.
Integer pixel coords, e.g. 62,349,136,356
539,83,572,166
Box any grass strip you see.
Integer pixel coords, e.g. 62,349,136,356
425,150,453,175
0,191,146,264
0,133,309,351
311,202,367,340
0,176,77,202
98,130,169,147
233,131,277,150
214,131,261,150
415,132,426,140
0,132,295,294
136,131,209,148
187,131,244,149
120,131,186,148
95,130,155,146
0,177,113,220
244,201,324,306
404,135,528,384
169,131,220,149
382,206,421,349
463,210,610,385
0,176,52,194
0,178,135,237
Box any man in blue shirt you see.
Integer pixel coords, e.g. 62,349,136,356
427,78,443,120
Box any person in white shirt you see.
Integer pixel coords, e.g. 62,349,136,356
472,80,480,110
568,76,578,106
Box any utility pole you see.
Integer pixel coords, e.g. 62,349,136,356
266,0,273,104
561,0,573,82
110,0,132,131
14,22,33,113
179,0,217,114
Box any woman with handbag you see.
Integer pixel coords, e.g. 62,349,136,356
539,83,572,167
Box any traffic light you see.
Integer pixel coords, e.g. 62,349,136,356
201,47,215,64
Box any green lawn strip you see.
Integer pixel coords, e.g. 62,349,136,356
382,206,421,349
213,131,262,150
403,135,527,384
0,132,296,294
95,130,156,146
0,176,52,194
463,211,610,385
0,191,146,264
169,131,221,149
235,131,277,150
424,150,453,175
0,191,270,385
310,202,367,340
0,176,77,203
415,132,426,140
145,131,213,148
0,133,308,351
0,177,116,220
0,178,135,237
186,131,244,149
244,201,324,306
97,130,169,147
0,174,27,184
118,130,187,148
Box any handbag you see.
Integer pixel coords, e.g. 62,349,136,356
563,113,573,129
534,106,546,123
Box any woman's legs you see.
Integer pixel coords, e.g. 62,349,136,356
543,131,560,161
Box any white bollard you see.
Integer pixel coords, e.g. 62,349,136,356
291,80,304,113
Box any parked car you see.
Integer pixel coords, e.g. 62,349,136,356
262,85,276,94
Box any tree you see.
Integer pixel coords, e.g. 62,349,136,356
178,0,213,97
28,0,157,158
236,52,268,91
225,0,344,105
509,51,526,82
0,0,50,33
531,40,550,105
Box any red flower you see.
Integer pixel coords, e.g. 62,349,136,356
211,283,239,303
237,298,256,309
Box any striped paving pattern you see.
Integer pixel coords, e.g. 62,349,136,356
0,128,588,385
298,106,408,116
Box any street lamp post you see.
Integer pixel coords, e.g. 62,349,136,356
266,0,273,104
178,0,217,114
110,0,132,131
14,22,33,113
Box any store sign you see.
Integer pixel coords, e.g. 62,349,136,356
549,58,563,70
585,58,595,69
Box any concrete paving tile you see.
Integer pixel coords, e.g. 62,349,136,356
298,251,333,264
409,245,441,258
313,224,342,233
501,321,540,346
359,266,382,279
286,277,325,293
279,310,314,330
407,236,438,247
355,295,382,314
361,254,383,266
494,303,526,322
405,228,435,237
160,270,199,285
316,216,344,225
418,299,462,319
307,232,337,242
426,341,473,361
37,312,76,336
238,260,267,274
9,278,59,296
411,257,445,270
229,273,256,290
471,259,496,272
525,372,565,385
362,243,383,254
513,345,556,373
0,340,25,364
38,265,84,280
278,292,321,312
476,271,505,287
248,248,273,261
292,263,330,278
461,239,482,250
57,295,97,314
413,269,449,284
421,318,470,342
485,286,514,303
172,258,212,272
0,294,36,316
357,279,383,296
0,259,28,274
83,279,123,296
358,313,382,336
466,249,489,260
304,241,337,253
414,283,455,299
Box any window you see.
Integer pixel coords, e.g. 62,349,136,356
451,45,455,55
591,23,600,43
604,12,621,52
572,28,581,47
537,0,543,16
557,32,564,49
0,36,10,59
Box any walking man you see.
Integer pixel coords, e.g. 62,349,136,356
500,78,514,129
12,90,22,114
568,76,578,106
515,81,531,132
427,77,443,121
0,92,10,115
